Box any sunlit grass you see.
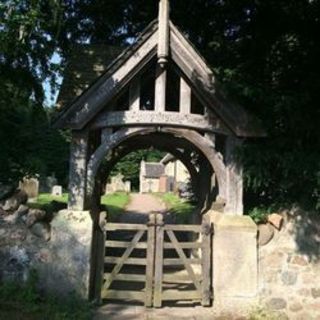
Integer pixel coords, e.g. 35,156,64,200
101,192,130,219
35,193,68,205
156,193,195,224
29,192,130,218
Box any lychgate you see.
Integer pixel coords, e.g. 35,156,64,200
52,0,263,310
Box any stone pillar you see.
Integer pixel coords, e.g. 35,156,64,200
208,211,258,310
68,130,89,211
224,136,243,215
43,210,93,299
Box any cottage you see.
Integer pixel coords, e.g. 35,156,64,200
139,154,190,193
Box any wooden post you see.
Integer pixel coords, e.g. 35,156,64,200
158,0,170,67
129,77,141,111
180,77,191,114
68,130,89,211
201,214,212,306
153,213,164,307
91,211,107,303
101,128,112,143
225,136,243,215
145,213,156,307
155,66,167,112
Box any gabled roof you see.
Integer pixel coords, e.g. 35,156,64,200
160,153,175,165
53,19,265,137
144,163,165,178
53,20,158,128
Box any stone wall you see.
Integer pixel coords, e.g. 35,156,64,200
2,189,320,315
0,190,95,299
0,209,93,300
0,220,51,284
258,208,320,319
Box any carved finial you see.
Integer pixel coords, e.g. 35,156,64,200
158,0,170,68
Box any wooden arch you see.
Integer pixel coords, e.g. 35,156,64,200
85,127,225,202
86,128,222,212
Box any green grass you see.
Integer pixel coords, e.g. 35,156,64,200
101,192,130,220
37,193,68,204
28,193,68,214
29,192,130,220
157,193,195,224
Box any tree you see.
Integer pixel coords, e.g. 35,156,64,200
0,0,67,185
1,0,319,210
110,150,165,191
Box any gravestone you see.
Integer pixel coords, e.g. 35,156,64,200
51,185,63,197
124,181,131,193
19,178,39,199
105,174,130,193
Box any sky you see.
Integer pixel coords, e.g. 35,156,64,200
42,52,63,107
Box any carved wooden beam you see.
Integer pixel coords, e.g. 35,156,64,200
90,110,228,134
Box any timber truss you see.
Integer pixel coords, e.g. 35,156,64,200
53,0,264,215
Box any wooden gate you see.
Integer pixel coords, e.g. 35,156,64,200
101,213,212,307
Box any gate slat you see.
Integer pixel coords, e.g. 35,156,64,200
163,274,202,283
164,225,201,232
104,290,145,301
105,223,148,231
103,273,146,282
105,240,147,249
104,257,147,265
163,242,202,249
163,258,201,265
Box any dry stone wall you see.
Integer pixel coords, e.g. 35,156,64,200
258,208,320,320
0,191,61,291
0,190,93,299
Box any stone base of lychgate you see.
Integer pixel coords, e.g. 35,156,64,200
206,211,258,313
40,210,93,299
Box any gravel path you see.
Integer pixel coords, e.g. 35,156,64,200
125,193,166,214
114,193,175,224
